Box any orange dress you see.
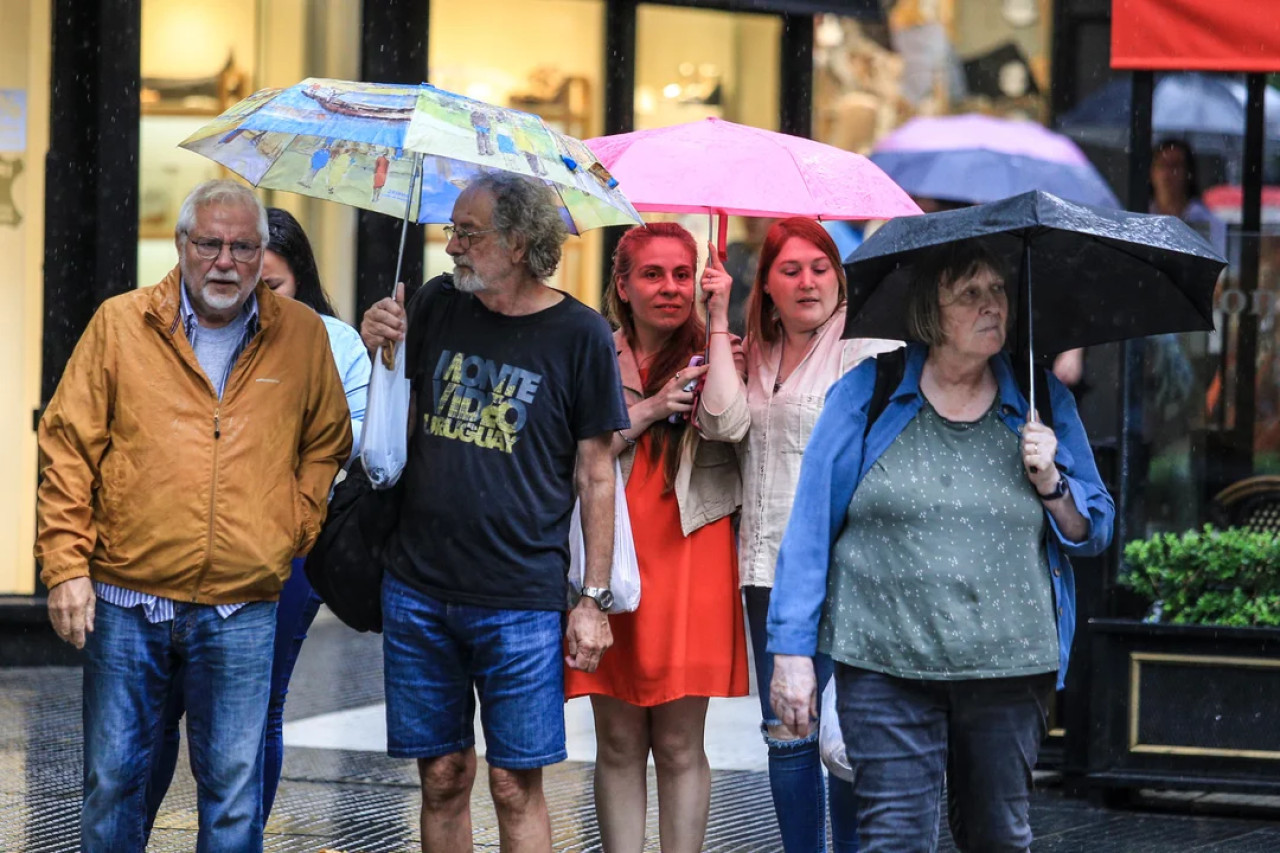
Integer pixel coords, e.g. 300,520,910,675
565,432,749,707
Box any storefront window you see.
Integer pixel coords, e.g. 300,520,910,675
1138,223,1280,537
427,0,605,304
813,0,1051,153
0,0,50,594
139,0,361,319
635,4,780,133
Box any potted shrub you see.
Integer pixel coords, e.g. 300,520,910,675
1085,526,1280,799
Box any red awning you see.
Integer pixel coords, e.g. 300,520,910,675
1112,0,1280,73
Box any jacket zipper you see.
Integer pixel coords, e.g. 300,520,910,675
193,405,221,601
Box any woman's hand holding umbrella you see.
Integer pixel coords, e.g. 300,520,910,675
697,243,744,420
1021,418,1058,486
701,241,734,329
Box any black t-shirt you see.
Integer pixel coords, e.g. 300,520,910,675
388,275,629,610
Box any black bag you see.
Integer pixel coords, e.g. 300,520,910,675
304,275,447,632
303,461,402,633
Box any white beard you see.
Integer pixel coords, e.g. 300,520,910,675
201,279,244,310
453,266,487,293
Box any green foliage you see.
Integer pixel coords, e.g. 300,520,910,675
1122,525,1280,627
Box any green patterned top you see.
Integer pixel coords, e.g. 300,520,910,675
818,400,1059,680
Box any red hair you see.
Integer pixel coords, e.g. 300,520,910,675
744,217,848,348
604,222,703,492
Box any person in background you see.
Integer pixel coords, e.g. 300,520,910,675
1151,138,1227,255
768,239,1113,853
36,180,351,852
724,217,773,336
565,222,748,853
699,217,898,853
143,207,371,829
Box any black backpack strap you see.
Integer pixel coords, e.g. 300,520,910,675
865,348,907,442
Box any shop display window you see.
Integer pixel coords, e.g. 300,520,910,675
427,0,606,304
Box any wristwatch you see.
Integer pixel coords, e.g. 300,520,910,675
578,586,615,611
1037,476,1070,501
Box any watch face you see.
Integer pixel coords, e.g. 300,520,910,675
598,589,615,610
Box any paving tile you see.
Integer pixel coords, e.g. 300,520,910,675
5,609,1280,851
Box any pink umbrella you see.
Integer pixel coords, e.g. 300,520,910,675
586,117,922,248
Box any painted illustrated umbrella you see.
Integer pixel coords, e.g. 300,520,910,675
870,114,1121,208
585,116,922,249
180,77,642,286
842,190,1226,416
182,78,643,488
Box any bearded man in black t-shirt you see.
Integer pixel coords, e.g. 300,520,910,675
361,173,628,851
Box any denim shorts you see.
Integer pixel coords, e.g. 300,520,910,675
381,573,567,769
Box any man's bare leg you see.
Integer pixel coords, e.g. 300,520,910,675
489,765,552,852
419,749,477,851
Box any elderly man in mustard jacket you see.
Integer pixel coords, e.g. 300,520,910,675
35,179,351,853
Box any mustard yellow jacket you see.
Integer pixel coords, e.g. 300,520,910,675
35,267,353,604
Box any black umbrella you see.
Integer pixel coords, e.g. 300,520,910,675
842,190,1227,416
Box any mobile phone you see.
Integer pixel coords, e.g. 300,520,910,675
681,355,705,392
670,355,705,424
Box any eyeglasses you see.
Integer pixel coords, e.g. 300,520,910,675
187,237,263,263
443,224,499,249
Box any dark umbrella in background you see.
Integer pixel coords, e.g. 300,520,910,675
843,190,1227,417
1057,72,1280,175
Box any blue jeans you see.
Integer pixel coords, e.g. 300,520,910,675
145,558,320,826
83,597,276,853
745,586,858,853
382,573,567,768
834,666,1055,853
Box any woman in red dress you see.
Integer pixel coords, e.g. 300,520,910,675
565,222,748,853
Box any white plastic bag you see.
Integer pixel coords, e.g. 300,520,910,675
820,675,854,782
568,461,641,613
360,342,411,489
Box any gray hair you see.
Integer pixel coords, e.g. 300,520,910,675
471,172,567,280
175,179,269,245
906,239,1012,347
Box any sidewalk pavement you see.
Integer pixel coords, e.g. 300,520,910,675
4,609,1280,851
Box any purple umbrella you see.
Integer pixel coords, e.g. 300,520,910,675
871,114,1120,208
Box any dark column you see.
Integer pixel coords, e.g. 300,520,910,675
779,14,814,138
356,0,429,317
600,0,639,307
604,0,637,137
42,0,141,404
1232,75,1266,470
1116,70,1153,579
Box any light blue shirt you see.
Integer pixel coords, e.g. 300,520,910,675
320,313,370,463
767,343,1115,688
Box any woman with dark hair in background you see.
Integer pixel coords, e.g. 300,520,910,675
565,221,748,853
1151,138,1227,254
699,217,899,852
144,207,370,828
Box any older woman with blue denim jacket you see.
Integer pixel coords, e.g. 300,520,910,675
768,240,1114,853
